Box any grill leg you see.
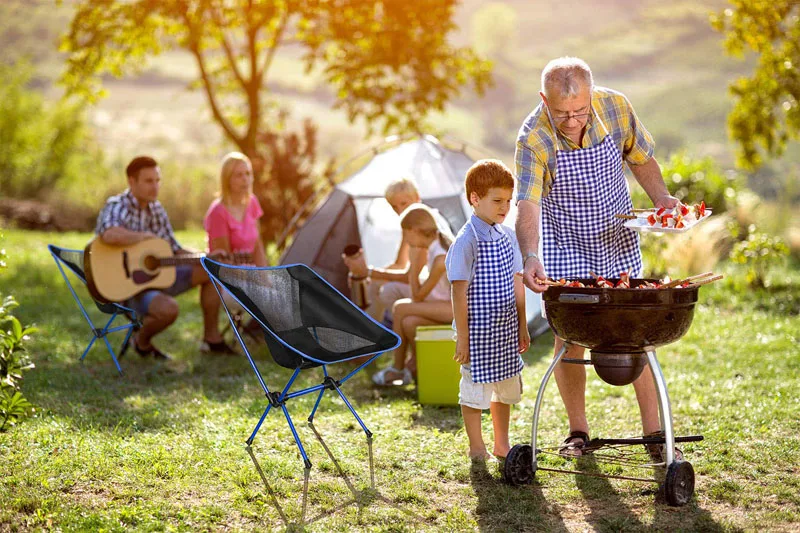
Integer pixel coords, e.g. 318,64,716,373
645,347,675,466
531,342,569,471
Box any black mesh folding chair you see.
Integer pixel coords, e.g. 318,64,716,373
48,245,140,375
201,258,400,469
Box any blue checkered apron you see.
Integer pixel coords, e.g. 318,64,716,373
466,223,524,384
540,110,642,279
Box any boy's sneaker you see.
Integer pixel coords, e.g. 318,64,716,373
200,340,237,355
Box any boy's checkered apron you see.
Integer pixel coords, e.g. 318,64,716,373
540,110,642,279
466,223,524,384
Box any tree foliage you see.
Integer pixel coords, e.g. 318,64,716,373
0,61,106,200
712,1,800,169
59,0,491,157
59,0,491,244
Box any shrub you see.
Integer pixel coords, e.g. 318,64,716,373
629,152,746,214
0,60,107,202
729,225,790,288
632,153,746,277
0,233,36,431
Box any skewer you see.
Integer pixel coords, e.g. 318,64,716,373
684,274,724,287
536,278,564,287
614,214,638,220
661,271,715,289
631,208,655,213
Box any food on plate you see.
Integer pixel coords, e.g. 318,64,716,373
645,201,708,229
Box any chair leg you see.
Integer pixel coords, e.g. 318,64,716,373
282,404,313,469
100,336,124,375
119,325,137,359
246,403,274,446
330,382,372,439
308,389,325,423
81,335,98,362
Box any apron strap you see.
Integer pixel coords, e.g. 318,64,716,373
543,94,611,179
468,221,478,239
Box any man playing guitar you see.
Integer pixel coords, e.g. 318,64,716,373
95,156,235,359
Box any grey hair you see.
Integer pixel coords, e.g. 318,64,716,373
541,57,593,99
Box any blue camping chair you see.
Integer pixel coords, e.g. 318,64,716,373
201,258,400,469
48,245,140,375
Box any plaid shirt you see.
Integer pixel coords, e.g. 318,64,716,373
515,86,655,204
95,190,181,252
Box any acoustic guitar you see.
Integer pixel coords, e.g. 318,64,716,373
84,237,251,303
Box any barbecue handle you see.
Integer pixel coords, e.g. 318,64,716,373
558,293,600,304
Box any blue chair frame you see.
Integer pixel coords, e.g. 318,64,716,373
202,258,401,469
48,244,140,375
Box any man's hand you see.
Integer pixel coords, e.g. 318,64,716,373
454,336,470,365
518,324,531,354
523,258,548,293
654,194,679,210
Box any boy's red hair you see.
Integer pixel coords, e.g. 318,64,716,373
465,159,514,203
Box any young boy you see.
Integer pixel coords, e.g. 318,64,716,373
445,159,531,460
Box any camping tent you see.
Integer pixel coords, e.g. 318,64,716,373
280,135,547,335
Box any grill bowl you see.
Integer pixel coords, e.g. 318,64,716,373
543,278,699,352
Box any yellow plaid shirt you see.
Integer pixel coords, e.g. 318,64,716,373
515,86,655,204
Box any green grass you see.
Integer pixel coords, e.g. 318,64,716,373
1,228,799,531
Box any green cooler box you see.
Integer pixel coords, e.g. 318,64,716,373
415,325,461,406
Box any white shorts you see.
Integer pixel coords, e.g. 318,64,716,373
458,365,523,410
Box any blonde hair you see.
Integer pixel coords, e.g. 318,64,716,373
541,56,593,99
384,177,420,201
399,203,453,250
465,159,514,204
220,152,253,206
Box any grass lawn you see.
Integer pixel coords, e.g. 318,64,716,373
1,229,799,531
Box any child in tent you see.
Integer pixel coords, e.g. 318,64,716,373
445,159,530,460
342,177,451,324
370,203,455,386
362,177,419,322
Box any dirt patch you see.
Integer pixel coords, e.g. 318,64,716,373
0,198,96,232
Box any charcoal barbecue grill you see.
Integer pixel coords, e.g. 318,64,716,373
503,278,705,506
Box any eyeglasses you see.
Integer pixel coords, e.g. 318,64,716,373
551,112,591,124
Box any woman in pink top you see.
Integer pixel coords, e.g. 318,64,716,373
204,152,268,267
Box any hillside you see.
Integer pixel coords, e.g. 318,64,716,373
0,0,797,199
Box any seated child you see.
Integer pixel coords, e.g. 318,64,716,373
370,203,454,386
445,159,531,460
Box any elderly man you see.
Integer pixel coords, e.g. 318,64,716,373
515,57,679,457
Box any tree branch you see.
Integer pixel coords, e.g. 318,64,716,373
182,13,243,148
210,5,249,89
242,13,260,154
257,10,289,85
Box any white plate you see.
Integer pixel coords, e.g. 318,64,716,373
624,211,712,234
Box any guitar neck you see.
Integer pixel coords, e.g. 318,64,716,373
157,254,205,267
156,252,252,267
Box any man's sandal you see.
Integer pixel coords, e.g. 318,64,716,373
644,430,684,463
133,339,172,361
559,430,591,458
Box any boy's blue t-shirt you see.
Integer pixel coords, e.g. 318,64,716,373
445,214,524,284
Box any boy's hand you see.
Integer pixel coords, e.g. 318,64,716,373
454,337,470,365
518,325,531,354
